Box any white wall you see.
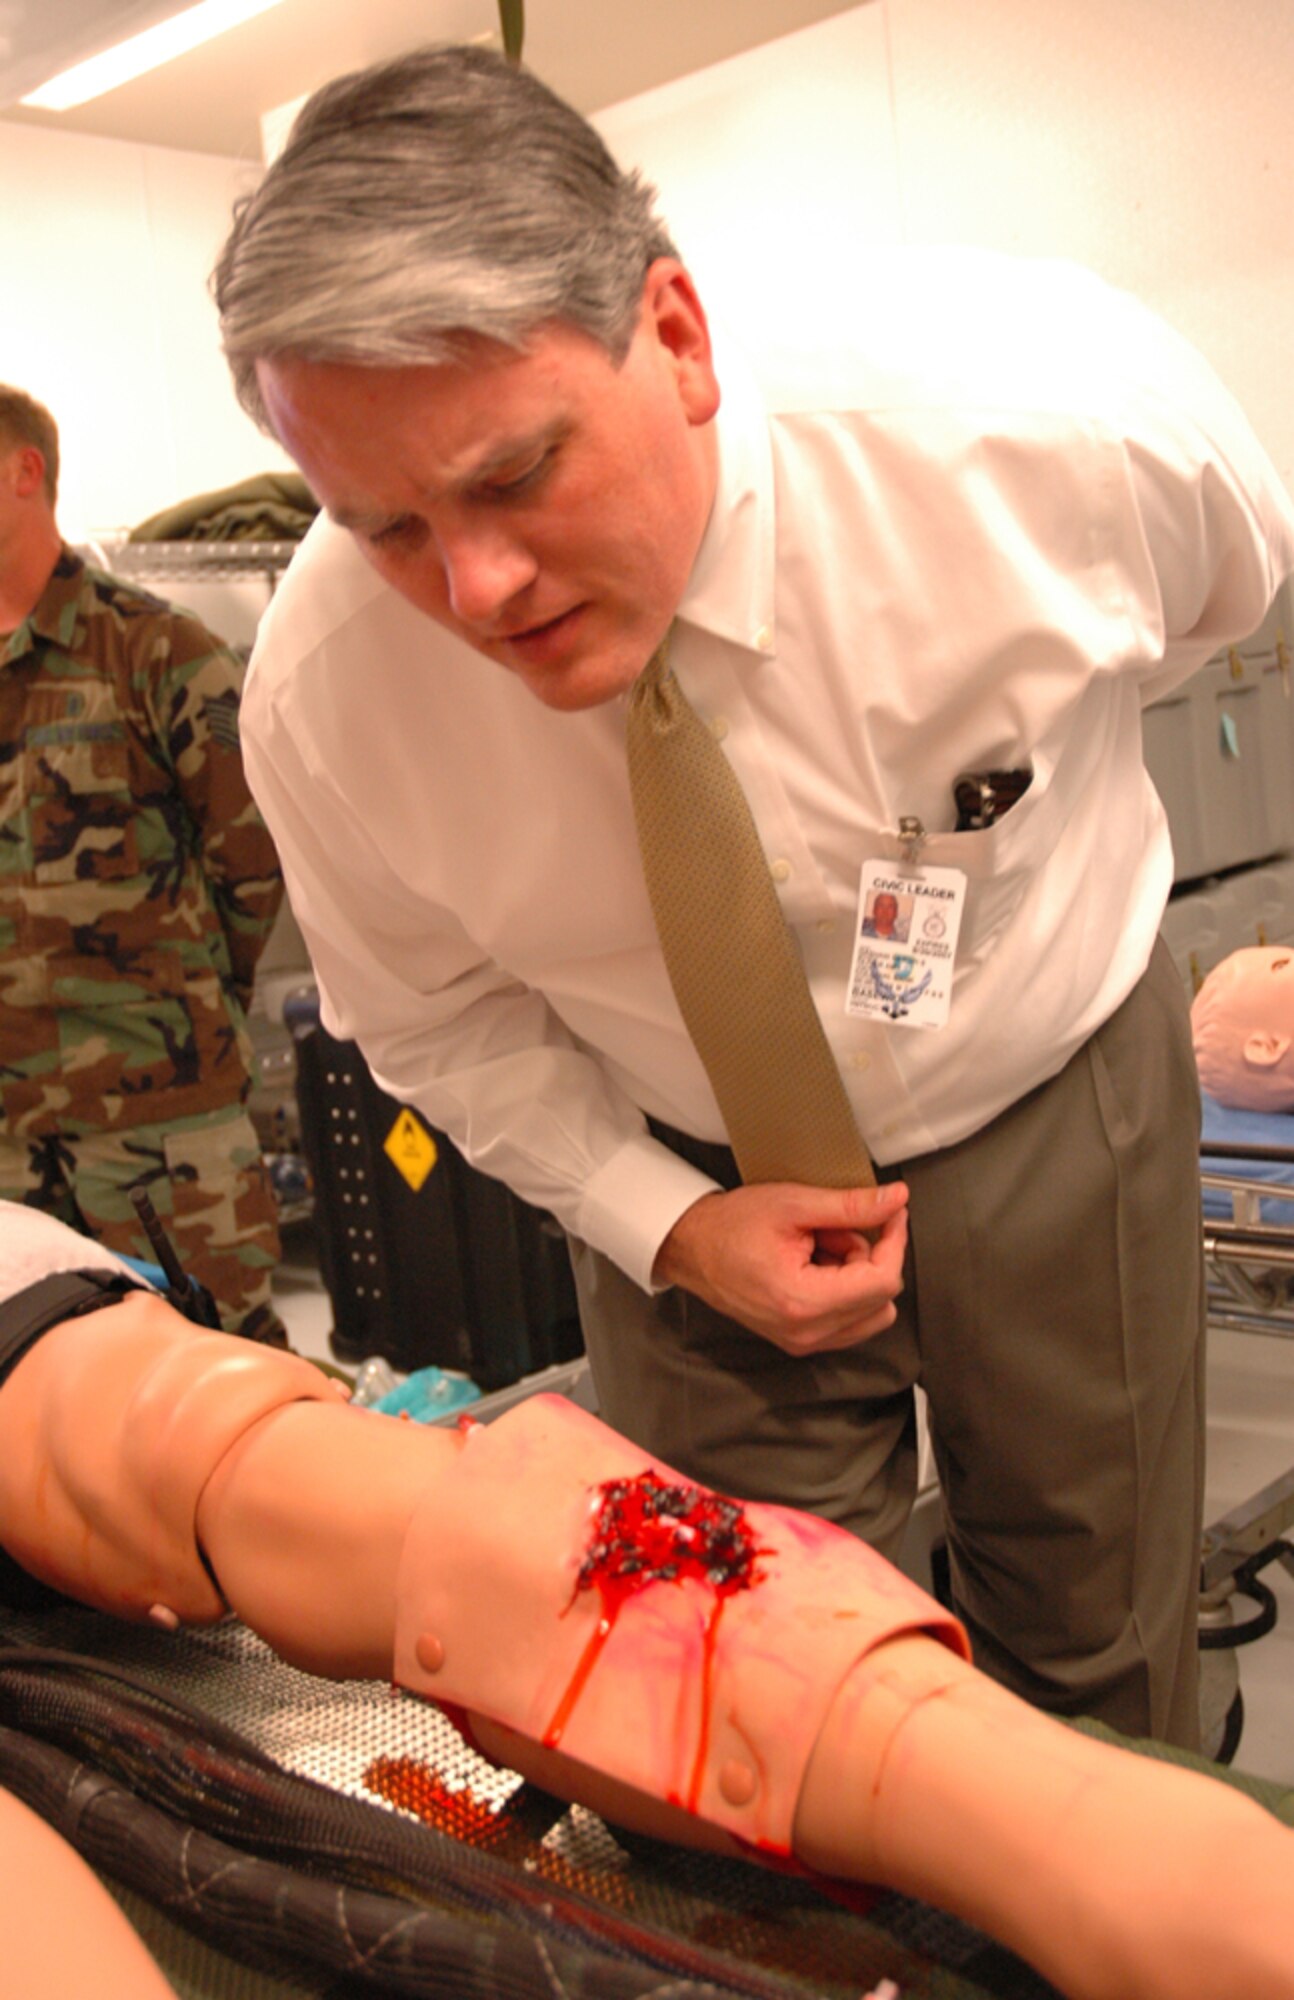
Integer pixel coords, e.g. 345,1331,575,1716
1,0,1289,539
0,121,288,541
596,0,1294,492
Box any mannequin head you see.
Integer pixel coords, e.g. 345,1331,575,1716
1191,946,1294,1111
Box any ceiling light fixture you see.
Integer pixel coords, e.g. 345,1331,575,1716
21,0,289,111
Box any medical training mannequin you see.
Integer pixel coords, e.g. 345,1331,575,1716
2,1213,1294,2000
1192,944,1294,1110
1,1788,179,1999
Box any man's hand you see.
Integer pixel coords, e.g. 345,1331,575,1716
652,1182,909,1355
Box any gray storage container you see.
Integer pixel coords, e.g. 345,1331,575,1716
1143,579,1294,885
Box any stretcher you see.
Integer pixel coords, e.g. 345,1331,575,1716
6,1553,1294,2000
1202,1095,1294,1339
1198,1095,1294,1761
0,1595,1022,2000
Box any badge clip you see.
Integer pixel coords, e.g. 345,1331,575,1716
897,815,927,870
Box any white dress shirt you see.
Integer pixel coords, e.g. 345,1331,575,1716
243,249,1294,1293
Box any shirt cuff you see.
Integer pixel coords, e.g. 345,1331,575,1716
575,1132,722,1295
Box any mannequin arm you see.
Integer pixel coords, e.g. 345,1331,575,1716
0,1787,178,2000
464,1635,1294,2000
0,1290,340,1621
194,1397,455,1678
4,1310,1294,2000
795,1631,1294,2000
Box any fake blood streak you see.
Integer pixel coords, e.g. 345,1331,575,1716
543,1471,765,1813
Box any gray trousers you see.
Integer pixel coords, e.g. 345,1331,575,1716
569,939,1205,1747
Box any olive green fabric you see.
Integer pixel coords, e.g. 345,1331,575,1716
128,473,318,544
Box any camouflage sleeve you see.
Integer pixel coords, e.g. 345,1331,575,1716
146,613,285,1011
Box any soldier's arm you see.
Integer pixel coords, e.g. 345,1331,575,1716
151,613,285,1009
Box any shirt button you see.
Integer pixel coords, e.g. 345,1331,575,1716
753,624,773,652
846,1051,871,1072
816,917,836,934
770,858,791,883
710,714,729,742
879,1120,900,1139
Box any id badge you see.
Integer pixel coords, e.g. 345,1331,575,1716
845,859,966,1029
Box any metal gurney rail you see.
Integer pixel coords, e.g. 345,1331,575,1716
1198,1139,1294,1761
1202,1141,1294,1340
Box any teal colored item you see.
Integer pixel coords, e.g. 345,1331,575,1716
117,1254,167,1290
371,1365,482,1424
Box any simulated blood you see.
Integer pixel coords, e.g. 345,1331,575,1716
544,1470,767,1813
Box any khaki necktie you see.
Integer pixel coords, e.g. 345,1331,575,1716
626,638,876,1189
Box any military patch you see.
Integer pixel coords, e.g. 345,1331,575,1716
203,688,243,753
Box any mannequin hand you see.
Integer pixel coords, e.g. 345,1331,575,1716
652,1182,908,1354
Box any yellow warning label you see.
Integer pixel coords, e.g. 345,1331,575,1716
383,1109,438,1192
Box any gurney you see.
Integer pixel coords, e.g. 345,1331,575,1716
1198,1094,1294,1761
0,1596,1028,2000
1202,1095,1294,1337
6,1575,1294,2000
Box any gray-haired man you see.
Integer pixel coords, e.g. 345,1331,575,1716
215,44,1294,1745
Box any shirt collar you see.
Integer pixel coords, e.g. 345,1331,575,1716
675,325,777,659
3,546,87,666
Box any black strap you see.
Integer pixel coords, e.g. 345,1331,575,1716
0,1267,147,1391
646,1115,743,1192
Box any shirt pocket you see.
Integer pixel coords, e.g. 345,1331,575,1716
24,717,140,886
914,757,1065,968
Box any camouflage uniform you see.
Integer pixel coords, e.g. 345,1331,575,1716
0,547,286,1339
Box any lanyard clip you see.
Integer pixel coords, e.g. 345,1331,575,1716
897,815,927,869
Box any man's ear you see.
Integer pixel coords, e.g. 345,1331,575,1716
1244,1030,1292,1069
11,446,47,501
641,258,721,426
